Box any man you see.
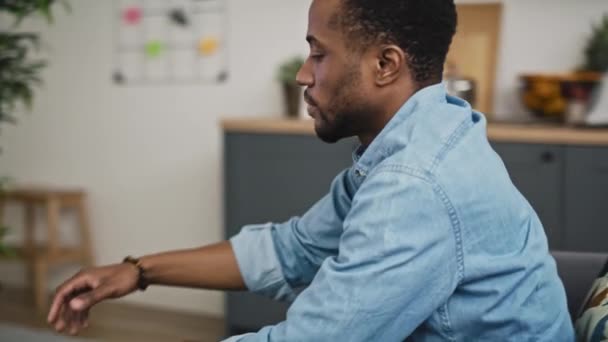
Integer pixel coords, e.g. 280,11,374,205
49,0,575,340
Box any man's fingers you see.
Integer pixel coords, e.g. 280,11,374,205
49,300,65,327
73,310,89,333
56,305,89,336
48,272,83,323
67,310,79,336
48,273,99,323
48,288,70,324
69,283,115,311
53,304,68,333
68,312,84,336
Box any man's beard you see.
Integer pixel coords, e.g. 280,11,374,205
304,70,370,144
313,105,357,143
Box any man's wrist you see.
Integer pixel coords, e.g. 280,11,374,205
122,256,150,291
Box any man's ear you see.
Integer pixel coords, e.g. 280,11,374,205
375,45,407,87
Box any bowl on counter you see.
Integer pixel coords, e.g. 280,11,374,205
519,72,603,124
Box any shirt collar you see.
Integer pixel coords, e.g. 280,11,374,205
352,83,448,174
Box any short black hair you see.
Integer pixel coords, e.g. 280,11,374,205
338,0,457,85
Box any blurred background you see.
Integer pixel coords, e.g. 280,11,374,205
0,0,607,341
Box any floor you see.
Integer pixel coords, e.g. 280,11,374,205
0,286,225,342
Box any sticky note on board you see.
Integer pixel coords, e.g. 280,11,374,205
145,41,164,58
198,37,220,56
123,6,142,25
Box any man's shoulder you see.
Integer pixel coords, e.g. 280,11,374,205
373,108,488,180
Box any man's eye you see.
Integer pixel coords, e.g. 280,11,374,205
310,54,324,61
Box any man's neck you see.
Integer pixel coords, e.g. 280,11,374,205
357,84,416,146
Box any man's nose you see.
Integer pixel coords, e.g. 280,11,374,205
296,59,313,87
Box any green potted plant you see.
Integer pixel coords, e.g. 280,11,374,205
582,13,608,126
583,14,608,73
277,56,304,118
0,0,69,256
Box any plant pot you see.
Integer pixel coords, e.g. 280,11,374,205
283,83,302,118
586,73,608,126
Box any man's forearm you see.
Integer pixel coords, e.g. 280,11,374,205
138,241,247,291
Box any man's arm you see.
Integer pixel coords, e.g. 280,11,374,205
48,167,353,335
137,242,246,289
230,168,461,341
48,241,244,334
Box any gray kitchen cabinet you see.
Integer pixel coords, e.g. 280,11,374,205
491,143,565,249
563,146,608,252
223,133,356,335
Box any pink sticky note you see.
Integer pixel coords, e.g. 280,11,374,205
123,7,142,25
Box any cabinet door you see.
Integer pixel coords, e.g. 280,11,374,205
224,133,356,237
224,133,356,334
491,143,564,249
564,147,608,252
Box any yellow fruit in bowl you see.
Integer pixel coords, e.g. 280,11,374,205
544,97,567,116
523,91,543,111
532,80,561,98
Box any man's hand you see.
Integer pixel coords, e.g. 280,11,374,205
47,263,139,335
46,242,246,335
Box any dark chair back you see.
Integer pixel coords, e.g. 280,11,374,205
551,251,608,319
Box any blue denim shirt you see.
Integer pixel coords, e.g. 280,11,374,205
226,84,574,341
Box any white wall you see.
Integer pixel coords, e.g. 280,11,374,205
1,0,606,317
0,0,310,317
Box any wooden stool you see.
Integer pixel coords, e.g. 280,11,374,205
0,187,95,314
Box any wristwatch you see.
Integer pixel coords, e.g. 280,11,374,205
123,256,150,291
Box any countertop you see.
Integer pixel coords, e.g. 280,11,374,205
221,117,608,146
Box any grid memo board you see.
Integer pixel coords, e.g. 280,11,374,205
113,0,228,85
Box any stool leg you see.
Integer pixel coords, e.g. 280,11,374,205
24,204,37,293
46,196,60,259
32,259,48,314
0,198,5,260
76,198,94,267
0,197,4,229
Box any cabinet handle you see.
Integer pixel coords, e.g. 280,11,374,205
540,151,555,163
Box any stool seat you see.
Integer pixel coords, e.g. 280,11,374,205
3,187,84,204
0,185,95,314
13,245,89,263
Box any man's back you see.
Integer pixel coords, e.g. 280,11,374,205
381,85,574,340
